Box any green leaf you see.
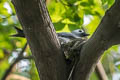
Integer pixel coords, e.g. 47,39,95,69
68,24,80,31
80,2,90,7
108,0,115,6
101,0,107,5
53,21,65,31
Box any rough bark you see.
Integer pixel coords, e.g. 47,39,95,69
11,0,120,80
73,0,120,80
11,0,67,80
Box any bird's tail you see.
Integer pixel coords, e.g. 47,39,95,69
11,26,25,37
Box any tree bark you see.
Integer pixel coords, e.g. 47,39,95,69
11,0,120,80
11,0,67,80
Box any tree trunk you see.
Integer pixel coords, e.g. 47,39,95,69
11,0,68,80
11,0,120,80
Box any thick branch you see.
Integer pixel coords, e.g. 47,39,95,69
11,0,67,80
73,0,120,80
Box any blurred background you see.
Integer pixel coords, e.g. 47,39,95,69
0,0,120,80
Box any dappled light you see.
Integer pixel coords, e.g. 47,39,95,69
1,0,120,80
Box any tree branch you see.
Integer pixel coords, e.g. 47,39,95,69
11,0,67,80
95,61,108,80
2,43,28,80
73,0,120,80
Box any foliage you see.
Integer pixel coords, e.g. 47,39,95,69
1,0,120,80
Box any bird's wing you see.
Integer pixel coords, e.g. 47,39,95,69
57,32,77,39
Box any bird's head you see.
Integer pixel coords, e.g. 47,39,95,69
71,29,89,37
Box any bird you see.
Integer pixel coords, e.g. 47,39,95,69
12,26,89,44
57,29,89,44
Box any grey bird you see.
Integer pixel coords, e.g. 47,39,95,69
57,29,89,44
12,26,89,44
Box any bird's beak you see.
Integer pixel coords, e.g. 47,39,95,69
85,33,90,36
81,33,90,37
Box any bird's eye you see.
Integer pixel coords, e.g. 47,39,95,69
79,30,82,32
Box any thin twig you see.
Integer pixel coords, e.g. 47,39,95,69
1,43,29,80
95,61,108,80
